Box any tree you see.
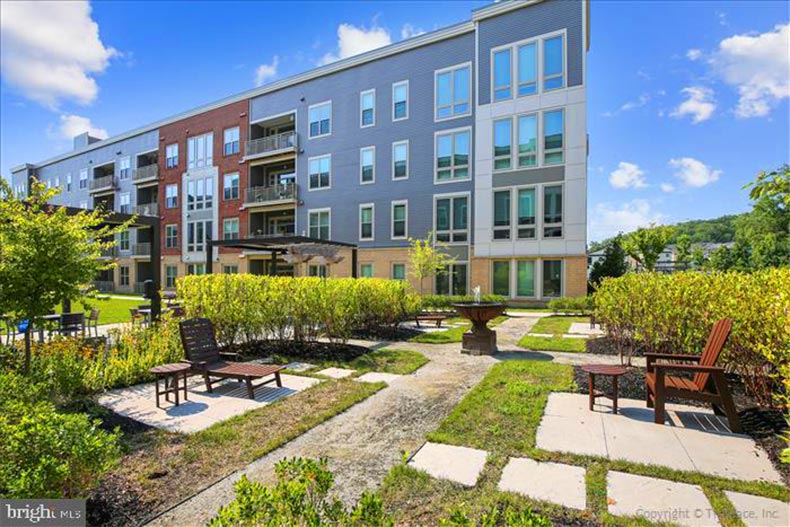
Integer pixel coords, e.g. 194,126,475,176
407,231,455,296
588,234,628,289
744,164,790,210
691,245,707,268
675,234,692,270
621,224,675,272
0,179,131,373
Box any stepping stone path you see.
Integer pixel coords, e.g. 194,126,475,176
315,367,356,379
607,471,721,527
568,322,604,336
408,442,487,487
724,491,789,527
355,372,401,384
498,457,586,510
283,361,316,372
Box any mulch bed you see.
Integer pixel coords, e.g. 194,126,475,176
351,325,421,341
226,339,371,362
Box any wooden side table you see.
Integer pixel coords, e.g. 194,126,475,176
581,364,627,414
150,363,190,408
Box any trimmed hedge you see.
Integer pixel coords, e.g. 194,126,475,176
178,275,421,345
419,294,507,311
547,296,593,315
593,269,790,405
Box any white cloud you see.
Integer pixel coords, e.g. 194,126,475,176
686,48,703,61
254,56,279,87
0,0,117,109
57,114,108,140
319,22,392,65
671,86,716,123
669,157,721,187
620,93,651,111
660,183,676,193
401,23,425,40
609,162,647,189
590,199,665,241
712,23,789,118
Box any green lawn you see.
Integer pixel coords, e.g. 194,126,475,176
530,315,590,335
379,360,790,526
280,348,429,377
409,316,508,344
516,334,587,353
59,295,144,325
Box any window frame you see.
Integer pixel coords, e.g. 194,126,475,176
489,30,567,102
119,266,130,287
165,184,178,209
434,262,468,296
360,89,376,128
434,62,472,122
391,262,406,280
165,265,178,289
543,108,565,165
493,118,513,171
223,127,240,156
119,231,130,252
359,203,375,242
492,47,512,102
391,140,409,180
542,184,564,239
118,156,131,180
541,259,564,298
392,80,409,121
165,143,179,168
223,217,240,240
516,259,537,298
517,113,539,168
165,224,179,249
223,172,240,200
391,200,408,240
492,189,512,241
542,33,566,92
434,127,472,184
308,100,332,139
359,146,375,185
308,208,331,240
308,154,332,191
66,173,72,192
434,193,470,244
187,132,214,169
516,185,538,240
79,169,88,189
360,263,374,278
118,192,131,214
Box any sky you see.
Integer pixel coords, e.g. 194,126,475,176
1,0,788,243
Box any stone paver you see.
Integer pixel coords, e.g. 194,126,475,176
355,372,402,384
608,471,721,527
562,334,589,339
284,361,316,372
498,457,586,510
724,491,789,527
568,322,604,336
408,442,488,487
316,367,356,379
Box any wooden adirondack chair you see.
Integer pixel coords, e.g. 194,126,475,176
645,318,742,432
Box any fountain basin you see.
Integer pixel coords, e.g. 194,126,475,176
453,302,505,355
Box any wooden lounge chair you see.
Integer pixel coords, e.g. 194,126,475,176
645,318,742,432
179,318,283,399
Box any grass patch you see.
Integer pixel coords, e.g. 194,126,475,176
517,334,586,353
409,316,508,344
58,296,143,325
279,348,429,377
530,315,589,335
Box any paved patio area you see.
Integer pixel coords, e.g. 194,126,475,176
537,393,782,483
98,374,319,433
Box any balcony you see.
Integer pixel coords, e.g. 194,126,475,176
132,164,159,184
245,131,297,160
132,242,151,258
133,202,158,216
244,182,297,207
89,175,118,193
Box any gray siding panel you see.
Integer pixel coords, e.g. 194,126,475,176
492,166,564,187
478,0,584,105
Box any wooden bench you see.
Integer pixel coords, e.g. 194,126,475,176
415,313,452,328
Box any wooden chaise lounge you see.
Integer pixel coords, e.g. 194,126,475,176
645,318,742,432
179,317,283,399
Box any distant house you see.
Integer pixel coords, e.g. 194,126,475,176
587,241,733,275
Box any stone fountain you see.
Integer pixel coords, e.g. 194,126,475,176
452,286,505,355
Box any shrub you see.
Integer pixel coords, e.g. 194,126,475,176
547,296,592,315
420,294,507,311
439,504,552,527
593,269,790,405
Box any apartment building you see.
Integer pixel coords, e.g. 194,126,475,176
9,0,589,302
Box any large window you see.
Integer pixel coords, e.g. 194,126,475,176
79,169,88,189
223,173,239,200
517,114,538,167
360,89,375,128
493,190,511,240
543,35,565,91
493,109,564,170
119,266,130,287
393,80,408,121
308,265,327,278
492,261,510,296
308,155,331,190
165,184,178,209
392,141,409,180
517,188,536,239
187,220,212,252
391,201,407,239
223,127,240,155
223,218,239,240
494,119,512,170
518,42,538,96
543,185,563,238
392,263,406,280
118,193,131,214
187,264,206,276
542,260,563,297
435,263,467,295
66,173,72,192
187,177,213,210
543,109,564,164
119,231,130,252
166,143,179,168
360,263,374,278
436,129,470,181
359,204,374,241
435,64,471,120
165,266,178,288
360,147,375,184
308,101,331,138
435,195,468,243
491,33,564,100
165,224,179,248
517,261,536,297
493,48,512,101
187,133,213,169
308,209,330,240
119,157,131,180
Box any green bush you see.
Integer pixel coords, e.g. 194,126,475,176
593,269,790,405
547,296,592,315
177,275,420,345
439,505,552,527
420,294,507,311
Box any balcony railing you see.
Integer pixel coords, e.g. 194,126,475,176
89,175,118,192
99,247,118,259
132,164,159,183
245,131,297,158
244,182,297,206
133,203,158,216
132,243,151,256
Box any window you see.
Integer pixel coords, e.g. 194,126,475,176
187,264,206,276
360,263,374,278
187,220,212,252
542,260,563,297
187,133,213,169
493,190,511,240
517,114,538,167
543,35,565,90
359,204,374,241
118,193,131,214
360,89,375,127
392,141,408,180
518,42,537,96
435,196,468,243
436,129,470,181
493,119,512,170
223,173,239,200
66,173,72,192
165,184,178,208
393,80,409,121
166,143,179,168
187,177,214,210
517,188,536,239
223,265,239,274
360,147,375,184
543,109,564,164
392,263,406,280
543,185,563,238
492,261,510,296
119,266,130,287
308,264,327,278
79,169,88,189
308,101,331,138
308,155,331,190
165,266,178,288
493,48,512,101
308,209,330,240
119,231,130,252
223,127,240,155
435,263,467,295
165,224,179,248
223,218,239,240
391,201,407,239
517,261,536,297
435,64,471,120
119,157,131,180
54,176,60,189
